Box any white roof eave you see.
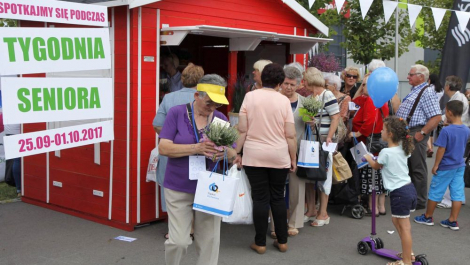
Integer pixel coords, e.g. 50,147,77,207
121,0,329,36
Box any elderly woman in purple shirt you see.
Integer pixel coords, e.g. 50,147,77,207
159,74,237,265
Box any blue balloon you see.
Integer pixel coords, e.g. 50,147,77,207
367,67,398,108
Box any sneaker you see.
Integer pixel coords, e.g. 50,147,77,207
414,214,434,226
440,219,459,231
437,203,451,209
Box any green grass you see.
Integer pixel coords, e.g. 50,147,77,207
0,182,18,201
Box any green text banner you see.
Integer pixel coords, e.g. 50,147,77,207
1,77,113,124
0,27,111,75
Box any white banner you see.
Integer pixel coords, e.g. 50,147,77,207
455,11,470,33
359,0,374,20
335,0,346,14
3,120,113,159
407,4,422,28
0,27,111,75
431,7,447,31
0,0,108,27
308,0,315,9
1,77,113,124
383,1,398,24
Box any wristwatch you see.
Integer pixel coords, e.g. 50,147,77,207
420,130,427,136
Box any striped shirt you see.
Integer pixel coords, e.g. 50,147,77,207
312,90,340,135
396,82,441,128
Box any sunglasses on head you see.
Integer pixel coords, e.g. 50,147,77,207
346,74,358,79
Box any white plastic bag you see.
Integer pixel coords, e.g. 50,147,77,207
146,147,159,182
223,166,253,224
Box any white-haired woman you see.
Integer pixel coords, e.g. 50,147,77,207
159,74,237,265
251,59,273,90
325,75,351,123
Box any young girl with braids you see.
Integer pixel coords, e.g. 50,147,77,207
364,116,417,265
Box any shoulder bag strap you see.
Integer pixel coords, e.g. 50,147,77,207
406,85,429,125
186,103,194,126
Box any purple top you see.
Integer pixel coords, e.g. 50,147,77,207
160,103,228,193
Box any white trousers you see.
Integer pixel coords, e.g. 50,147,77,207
164,188,221,265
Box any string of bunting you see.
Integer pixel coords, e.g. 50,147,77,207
307,0,470,33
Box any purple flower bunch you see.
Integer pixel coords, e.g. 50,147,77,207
308,53,341,73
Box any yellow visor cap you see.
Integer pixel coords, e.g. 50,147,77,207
197,83,229,105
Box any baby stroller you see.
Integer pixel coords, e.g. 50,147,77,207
329,150,368,219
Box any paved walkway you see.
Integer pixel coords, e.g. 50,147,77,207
1,158,469,265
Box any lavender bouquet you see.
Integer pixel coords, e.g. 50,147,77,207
298,97,323,122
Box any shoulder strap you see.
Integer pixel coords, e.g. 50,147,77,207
186,103,193,126
406,85,429,125
337,95,347,105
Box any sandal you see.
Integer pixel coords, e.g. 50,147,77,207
287,228,299,236
311,217,330,227
270,231,277,239
396,252,415,262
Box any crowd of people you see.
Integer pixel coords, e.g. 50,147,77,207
153,58,470,265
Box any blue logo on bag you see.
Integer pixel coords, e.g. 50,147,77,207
326,161,329,172
311,146,315,152
209,182,219,192
356,150,360,155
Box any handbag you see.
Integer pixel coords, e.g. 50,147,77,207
332,152,352,183
296,125,328,181
366,109,388,154
335,96,348,143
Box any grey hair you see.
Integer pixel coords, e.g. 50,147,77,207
284,62,304,74
368,59,385,72
325,75,342,91
198,91,208,98
198,74,227,87
411,64,429,81
283,66,302,85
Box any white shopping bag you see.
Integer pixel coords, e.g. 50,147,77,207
350,140,369,169
193,164,240,218
297,139,320,168
146,148,159,182
222,166,253,225
318,152,333,196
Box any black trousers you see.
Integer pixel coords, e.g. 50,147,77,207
244,166,289,246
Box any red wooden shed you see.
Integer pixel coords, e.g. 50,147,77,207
20,0,331,231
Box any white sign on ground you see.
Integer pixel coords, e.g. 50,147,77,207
0,27,111,75
1,77,113,124
0,0,108,27
3,120,114,159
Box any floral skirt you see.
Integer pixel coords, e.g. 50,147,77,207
360,165,385,195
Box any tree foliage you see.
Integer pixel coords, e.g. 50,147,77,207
411,0,453,51
0,18,17,27
297,0,452,66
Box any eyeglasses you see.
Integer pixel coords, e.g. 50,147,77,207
408,72,422,77
346,74,358,79
205,100,223,108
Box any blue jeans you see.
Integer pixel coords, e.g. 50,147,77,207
12,157,21,193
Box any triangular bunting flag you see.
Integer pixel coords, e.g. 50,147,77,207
335,0,346,14
407,4,422,28
431,8,447,31
359,0,374,19
455,11,470,32
382,1,398,24
308,0,315,9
